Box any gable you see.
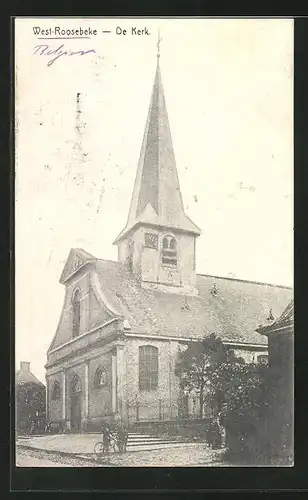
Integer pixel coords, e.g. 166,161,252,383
48,267,119,353
59,248,96,284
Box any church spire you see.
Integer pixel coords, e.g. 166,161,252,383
114,44,201,244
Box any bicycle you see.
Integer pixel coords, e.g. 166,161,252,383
94,432,120,460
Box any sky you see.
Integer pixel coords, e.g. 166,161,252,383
15,18,293,382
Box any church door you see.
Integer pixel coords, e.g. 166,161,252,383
70,375,82,432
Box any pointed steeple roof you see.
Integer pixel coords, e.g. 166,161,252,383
114,57,201,244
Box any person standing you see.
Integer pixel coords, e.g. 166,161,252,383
101,422,111,454
116,423,128,453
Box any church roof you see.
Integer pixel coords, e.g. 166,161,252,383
114,59,201,244
93,259,292,346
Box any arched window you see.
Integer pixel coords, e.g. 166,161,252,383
51,381,61,401
93,367,108,388
71,374,81,393
162,235,177,266
72,289,80,338
139,345,158,391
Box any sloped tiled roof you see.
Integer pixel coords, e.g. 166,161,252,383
95,259,293,346
256,299,294,337
16,369,44,387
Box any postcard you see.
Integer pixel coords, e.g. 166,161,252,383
14,17,293,468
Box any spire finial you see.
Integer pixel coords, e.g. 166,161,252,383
157,30,162,59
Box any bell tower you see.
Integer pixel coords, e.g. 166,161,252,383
114,37,201,295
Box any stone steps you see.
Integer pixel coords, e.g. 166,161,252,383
115,432,200,452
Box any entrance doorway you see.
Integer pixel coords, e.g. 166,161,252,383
70,374,82,432
71,393,81,432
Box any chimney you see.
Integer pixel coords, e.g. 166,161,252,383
20,361,30,372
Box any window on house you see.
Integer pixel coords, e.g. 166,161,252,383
51,381,61,401
257,354,268,365
71,374,81,393
72,289,81,338
139,345,158,391
145,232,158,249
162,236,177,266
94,367,107,388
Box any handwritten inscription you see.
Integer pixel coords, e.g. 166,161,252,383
33,44,96,66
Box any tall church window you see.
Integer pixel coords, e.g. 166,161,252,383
51,381,61,401
72,289,81,338
93,367,108,388
139,345,158,391
162,235,177,266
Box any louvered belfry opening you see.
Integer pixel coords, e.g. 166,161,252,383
162,235,177,266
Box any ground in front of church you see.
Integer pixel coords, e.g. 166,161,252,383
16,434,229,467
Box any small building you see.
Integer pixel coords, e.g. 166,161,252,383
45,54,293,432
256,299,294,462
15,362,46,434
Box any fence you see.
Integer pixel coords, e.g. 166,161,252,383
118,396,215,425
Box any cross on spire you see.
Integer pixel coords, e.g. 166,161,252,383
157,30,162,58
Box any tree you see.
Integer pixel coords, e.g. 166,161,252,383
16,382,46,432
207,358,267,414
175,333,245,419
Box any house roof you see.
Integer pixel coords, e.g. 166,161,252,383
16,367,44,387
256,299,294,337
113,59,200,244
94,259,293,346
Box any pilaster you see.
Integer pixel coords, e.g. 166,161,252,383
111,348,117,413
61,370,66,420
116,344,125,413
85,360,89,417
45,377,49,420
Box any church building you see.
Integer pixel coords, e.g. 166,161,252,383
45,52,292,431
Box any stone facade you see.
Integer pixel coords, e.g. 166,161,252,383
46,317,269,429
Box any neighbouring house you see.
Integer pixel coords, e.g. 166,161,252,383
256,299,294,463
15,361,46,434
45,53,293,432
